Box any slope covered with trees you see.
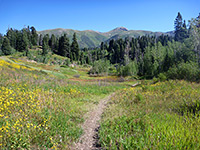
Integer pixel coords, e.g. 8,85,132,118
38,27,173,48
0,12,200,81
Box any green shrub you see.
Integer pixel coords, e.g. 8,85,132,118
158,73,167,81
117,61,138,76
167,61,200,81
63,58,71,66
89,59,110,75
153,77,159,83
108,65,117,75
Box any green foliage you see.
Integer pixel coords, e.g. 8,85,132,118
167,61,200,81
63,58,71,66
6,28,17,48
1,13,199,82
49,34,56,52
1,37,15,55
158,73,167,81
42,34,49,56
16,28,30,52
174,12,188,42
89,59,110,75
71,33,80,61
188,14,200,66
99,81,200,149
30,26,38,46
117,61,138,76
21,29,29,51
58,34,70,57
38,27,171,48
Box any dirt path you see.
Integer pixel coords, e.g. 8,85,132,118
72,93,115,150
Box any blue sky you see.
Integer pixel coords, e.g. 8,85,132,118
0,0,199,34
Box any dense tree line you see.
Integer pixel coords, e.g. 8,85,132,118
0,12,199,80
39,32,80,62
0,26,38,55
0,26,81,62
87,12,200,80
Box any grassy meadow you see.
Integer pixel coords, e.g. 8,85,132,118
99,80,200,149
0,56,126,149
0,55,200,149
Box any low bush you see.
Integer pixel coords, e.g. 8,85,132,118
167,61,200,81
117,61,138,77
89,59,110,76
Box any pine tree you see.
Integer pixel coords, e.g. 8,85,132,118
49,34,56,52
42,34,49,55
30,26,38,46
39,34,43,46
16,32,22,51
25,26,32,48
1,37,14,55
174,12,185,42
107,39,115,61
21,29,29,51
6,28,17,49
16,29,29,52
182,20,188,39
100,42,104,50
80,51,84,64
58,34,70,57
112,43,120,63
71,33,80,61
0,34,3,49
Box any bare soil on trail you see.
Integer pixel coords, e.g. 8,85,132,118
72,93,115,150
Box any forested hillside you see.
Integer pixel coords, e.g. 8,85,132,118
38,27,173,48
0,12,200,81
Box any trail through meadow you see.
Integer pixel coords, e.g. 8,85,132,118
72,93,115,150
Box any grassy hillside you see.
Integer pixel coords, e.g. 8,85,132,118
1,54,198,149
38,27,173,48
0,55,200,150
0,55,128,149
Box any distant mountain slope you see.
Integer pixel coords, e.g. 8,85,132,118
38,28,108,48
38,27,173,48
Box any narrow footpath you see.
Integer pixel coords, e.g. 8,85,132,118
72,93,115,150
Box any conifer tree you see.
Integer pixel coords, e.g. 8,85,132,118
6,28,17,49
26,26,32,46
182,20,188,39
39,34,43,46
30,26,38,46
16,29,29,52
174,12,184,42
21,29,29,51
58,34,70,57
71,33,80,61
0,34,3,50
49,34,56,52
1,37,13,55
100,42,104,50
42,34,49,55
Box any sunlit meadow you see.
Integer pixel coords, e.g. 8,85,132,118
99,80,200,149
0,58,123,149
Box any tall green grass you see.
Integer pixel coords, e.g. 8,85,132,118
99,80,200,149
0,57,124,149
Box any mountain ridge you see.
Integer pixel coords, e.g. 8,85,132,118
38,27,173,48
